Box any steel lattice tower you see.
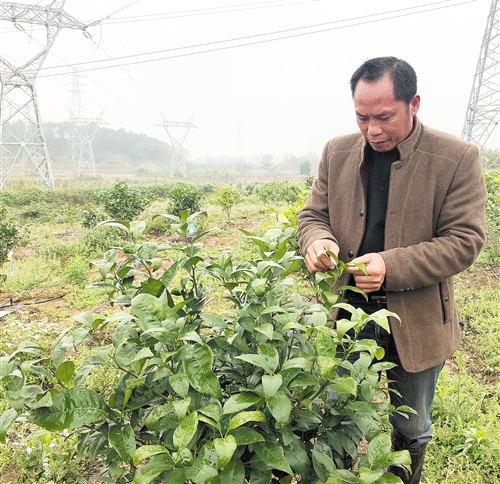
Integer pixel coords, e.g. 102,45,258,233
68,69,103,177
158,113,197,178
462,0,500,147
0,1,88,189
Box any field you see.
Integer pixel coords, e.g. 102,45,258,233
0,176,499,484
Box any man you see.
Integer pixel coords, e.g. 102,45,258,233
297,57,487,483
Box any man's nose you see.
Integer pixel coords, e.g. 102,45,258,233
367,120,383,136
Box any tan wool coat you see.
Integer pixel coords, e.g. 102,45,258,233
298,118,487,373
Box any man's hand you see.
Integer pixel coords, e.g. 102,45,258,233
305,239,340,274
346,252,386,293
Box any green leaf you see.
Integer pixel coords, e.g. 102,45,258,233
368,471,404,483
267,391,292,427
198,404,222,425
31,388,109,431
131,293,170,330
227,411,266,432
0,356,14,379
284,439,313,476
329,376,358,396
248,468,272,484
132,453,174,484
160,259,180,287
55,361,75,386
133,445,171,466
129,220,146,238
109,423,136,463
137,242,159,260
228,427,265,445
317,356,341,380
72,328,90,347
0,408,18,442
253,442,293,476
358,468,385,482
259,343,279,372
262,374,282,398
345,401,381,442
172,398,191,420
114,341,138,369
325,469,360,483
311,449,337,474
368,308,400,332
315,330,338,357
201,313,227,329
144,403,175,430
141,277,165,296
72,312,95,329
282,357,310,371
213,435,237,470
50,334,73,369
234,354,274,374
182,344,222,400
367,433,392,467
173,412,198,450
169,373,190,398
220,458,245,483
254,323,274,340
267,284,286,306
311,311,328,327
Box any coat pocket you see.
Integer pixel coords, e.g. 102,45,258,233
439,279,452,324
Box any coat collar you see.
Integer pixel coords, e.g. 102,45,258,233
396,116,422,160
360,116,423,162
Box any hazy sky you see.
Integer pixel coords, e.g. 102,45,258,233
0,0,494,161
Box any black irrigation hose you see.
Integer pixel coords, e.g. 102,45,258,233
0,293,66,309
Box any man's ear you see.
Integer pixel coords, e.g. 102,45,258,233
410,94,421,117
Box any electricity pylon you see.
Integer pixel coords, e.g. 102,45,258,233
158,113,197,178
0,1,88,189
462,0,500,147
68,69,103,176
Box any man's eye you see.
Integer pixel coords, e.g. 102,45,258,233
358,117,368,122
380,117,390,122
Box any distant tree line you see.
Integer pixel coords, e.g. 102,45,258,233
40,121,172,163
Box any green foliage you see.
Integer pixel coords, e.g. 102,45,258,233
261,154,276,173
268,184,310,257
304,174,315,187
0,427,89,483
98,181,152,221
481,172,500,264
299,160,311,175
81,205,107,230
0,217,410,483
167,183,204,216
456,285,500,375
430,361,500,481
0,204,25,284
484,171,500,231
64,255,89,287
211,186,242,221
257,180,303,204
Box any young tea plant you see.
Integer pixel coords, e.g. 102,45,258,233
0,217,410,484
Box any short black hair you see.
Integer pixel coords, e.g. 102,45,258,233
350,56,417,104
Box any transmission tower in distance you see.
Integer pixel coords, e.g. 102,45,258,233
462,0,500,148
68,69,104,177
0,1,88,189
158,113,197,178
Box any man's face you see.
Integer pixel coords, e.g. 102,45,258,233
353,74,420,152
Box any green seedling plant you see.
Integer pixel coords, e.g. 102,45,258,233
0,216,411,484
0,203,24,284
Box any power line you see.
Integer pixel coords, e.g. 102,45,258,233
96,1,309,24
38,0,476,78
0,0,307,34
